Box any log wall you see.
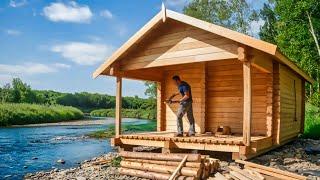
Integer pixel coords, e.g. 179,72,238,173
279,64,302,142
206,60,271,135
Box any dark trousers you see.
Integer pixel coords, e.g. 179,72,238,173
176,101,195,135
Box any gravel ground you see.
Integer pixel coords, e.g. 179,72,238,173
25,138,320,180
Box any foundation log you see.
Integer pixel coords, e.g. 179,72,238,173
119,151,201,162
120,161,200,177
119,168,195,180
124,158,202,168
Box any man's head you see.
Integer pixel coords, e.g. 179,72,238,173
172,75,181,86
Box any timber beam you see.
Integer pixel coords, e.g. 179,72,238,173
238,46,252,147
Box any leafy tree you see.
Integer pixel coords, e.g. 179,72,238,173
144,82,157,99
183,0,258,35
0,83,13,103
259,0,320,98
11,78,36,103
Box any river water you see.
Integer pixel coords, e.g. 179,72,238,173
0,118,148,179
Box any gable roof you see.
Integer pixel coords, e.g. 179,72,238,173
93,8,314,83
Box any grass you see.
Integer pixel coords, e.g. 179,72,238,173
87,120,157,139
303,103,320,139
0,103,84,126
90,108,156,120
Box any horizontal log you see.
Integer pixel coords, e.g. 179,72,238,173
119,167,195,180
120,161,200,177
124,158,202,168
119,151,201,162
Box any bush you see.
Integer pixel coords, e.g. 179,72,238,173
0,103,84,126
303,103,320,139
90,108,156,120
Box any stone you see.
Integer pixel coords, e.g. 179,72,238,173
32,157,38,160
23,166,28,169
57,159,65,164
76,176,86,180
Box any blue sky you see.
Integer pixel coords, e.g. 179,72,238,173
0,0,265,98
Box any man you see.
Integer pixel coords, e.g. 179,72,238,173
167,75,195,137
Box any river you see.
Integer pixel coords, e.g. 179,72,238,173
0,118,148,179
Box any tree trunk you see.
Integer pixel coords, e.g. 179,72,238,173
307,11,320,92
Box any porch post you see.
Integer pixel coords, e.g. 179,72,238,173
115,76,122,137
157,80,165,131
239,46,252,147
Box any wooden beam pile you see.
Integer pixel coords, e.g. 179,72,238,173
118,151,219,180
211,160,307,180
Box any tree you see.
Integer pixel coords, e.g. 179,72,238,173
260,0,320,96
144,82,157,99
0,83,13,103
183,0,258,35
12,78,36,103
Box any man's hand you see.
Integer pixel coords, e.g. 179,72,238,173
165,99,180,104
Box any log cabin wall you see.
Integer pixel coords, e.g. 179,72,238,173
206,60,271,136
163,63,205,133
279,64,302,143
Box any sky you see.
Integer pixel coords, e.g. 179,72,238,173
0,0,266,98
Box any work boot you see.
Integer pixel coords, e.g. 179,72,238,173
186,132,195,137
175,133,183,137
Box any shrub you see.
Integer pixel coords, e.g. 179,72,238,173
0,103,84,126
303,103,320,139
90,108,156,120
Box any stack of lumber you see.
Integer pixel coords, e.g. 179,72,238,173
118,151,219,180
211,160,307,180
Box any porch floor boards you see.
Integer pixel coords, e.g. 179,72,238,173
119,131,267,146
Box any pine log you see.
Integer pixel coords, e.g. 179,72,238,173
214,172,227,180
236,160,307,180
119,167,170,180
119,168,195,180
120,160,200,177
243,169,265,180
169,155,188,180
120,151,201,162
124,158,202,168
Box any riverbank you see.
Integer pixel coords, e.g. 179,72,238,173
25,138,320,180
0,103,84,126
87,120,156,138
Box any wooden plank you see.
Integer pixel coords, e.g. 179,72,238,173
115,76,122,137
243,60,252,146
236,160,307,180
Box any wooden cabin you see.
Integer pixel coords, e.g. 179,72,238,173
93,7,314,159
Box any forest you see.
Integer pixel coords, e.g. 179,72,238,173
0,78,156,126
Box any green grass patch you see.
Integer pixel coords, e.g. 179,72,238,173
90,108,156,120
303,103,320,139
87,120,157,139
0,103,84,126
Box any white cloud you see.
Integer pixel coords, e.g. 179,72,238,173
43,1,92,23
250,19,265,37
0,63,70,75
51,42,114,65
54,63,71,69
100,9,113,19
9,0,27,8
5,29,21,36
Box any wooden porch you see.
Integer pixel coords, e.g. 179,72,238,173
111,131,273,159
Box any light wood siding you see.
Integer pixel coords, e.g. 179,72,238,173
206,60,270,135
279,65,302,142
119,20,238,71
164,63,205,133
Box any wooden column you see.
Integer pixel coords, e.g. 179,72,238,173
300,80,306,133
272,62,280,145
115,76,122,137
200,62,207,133
238,46,252,147
157,81,166,131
